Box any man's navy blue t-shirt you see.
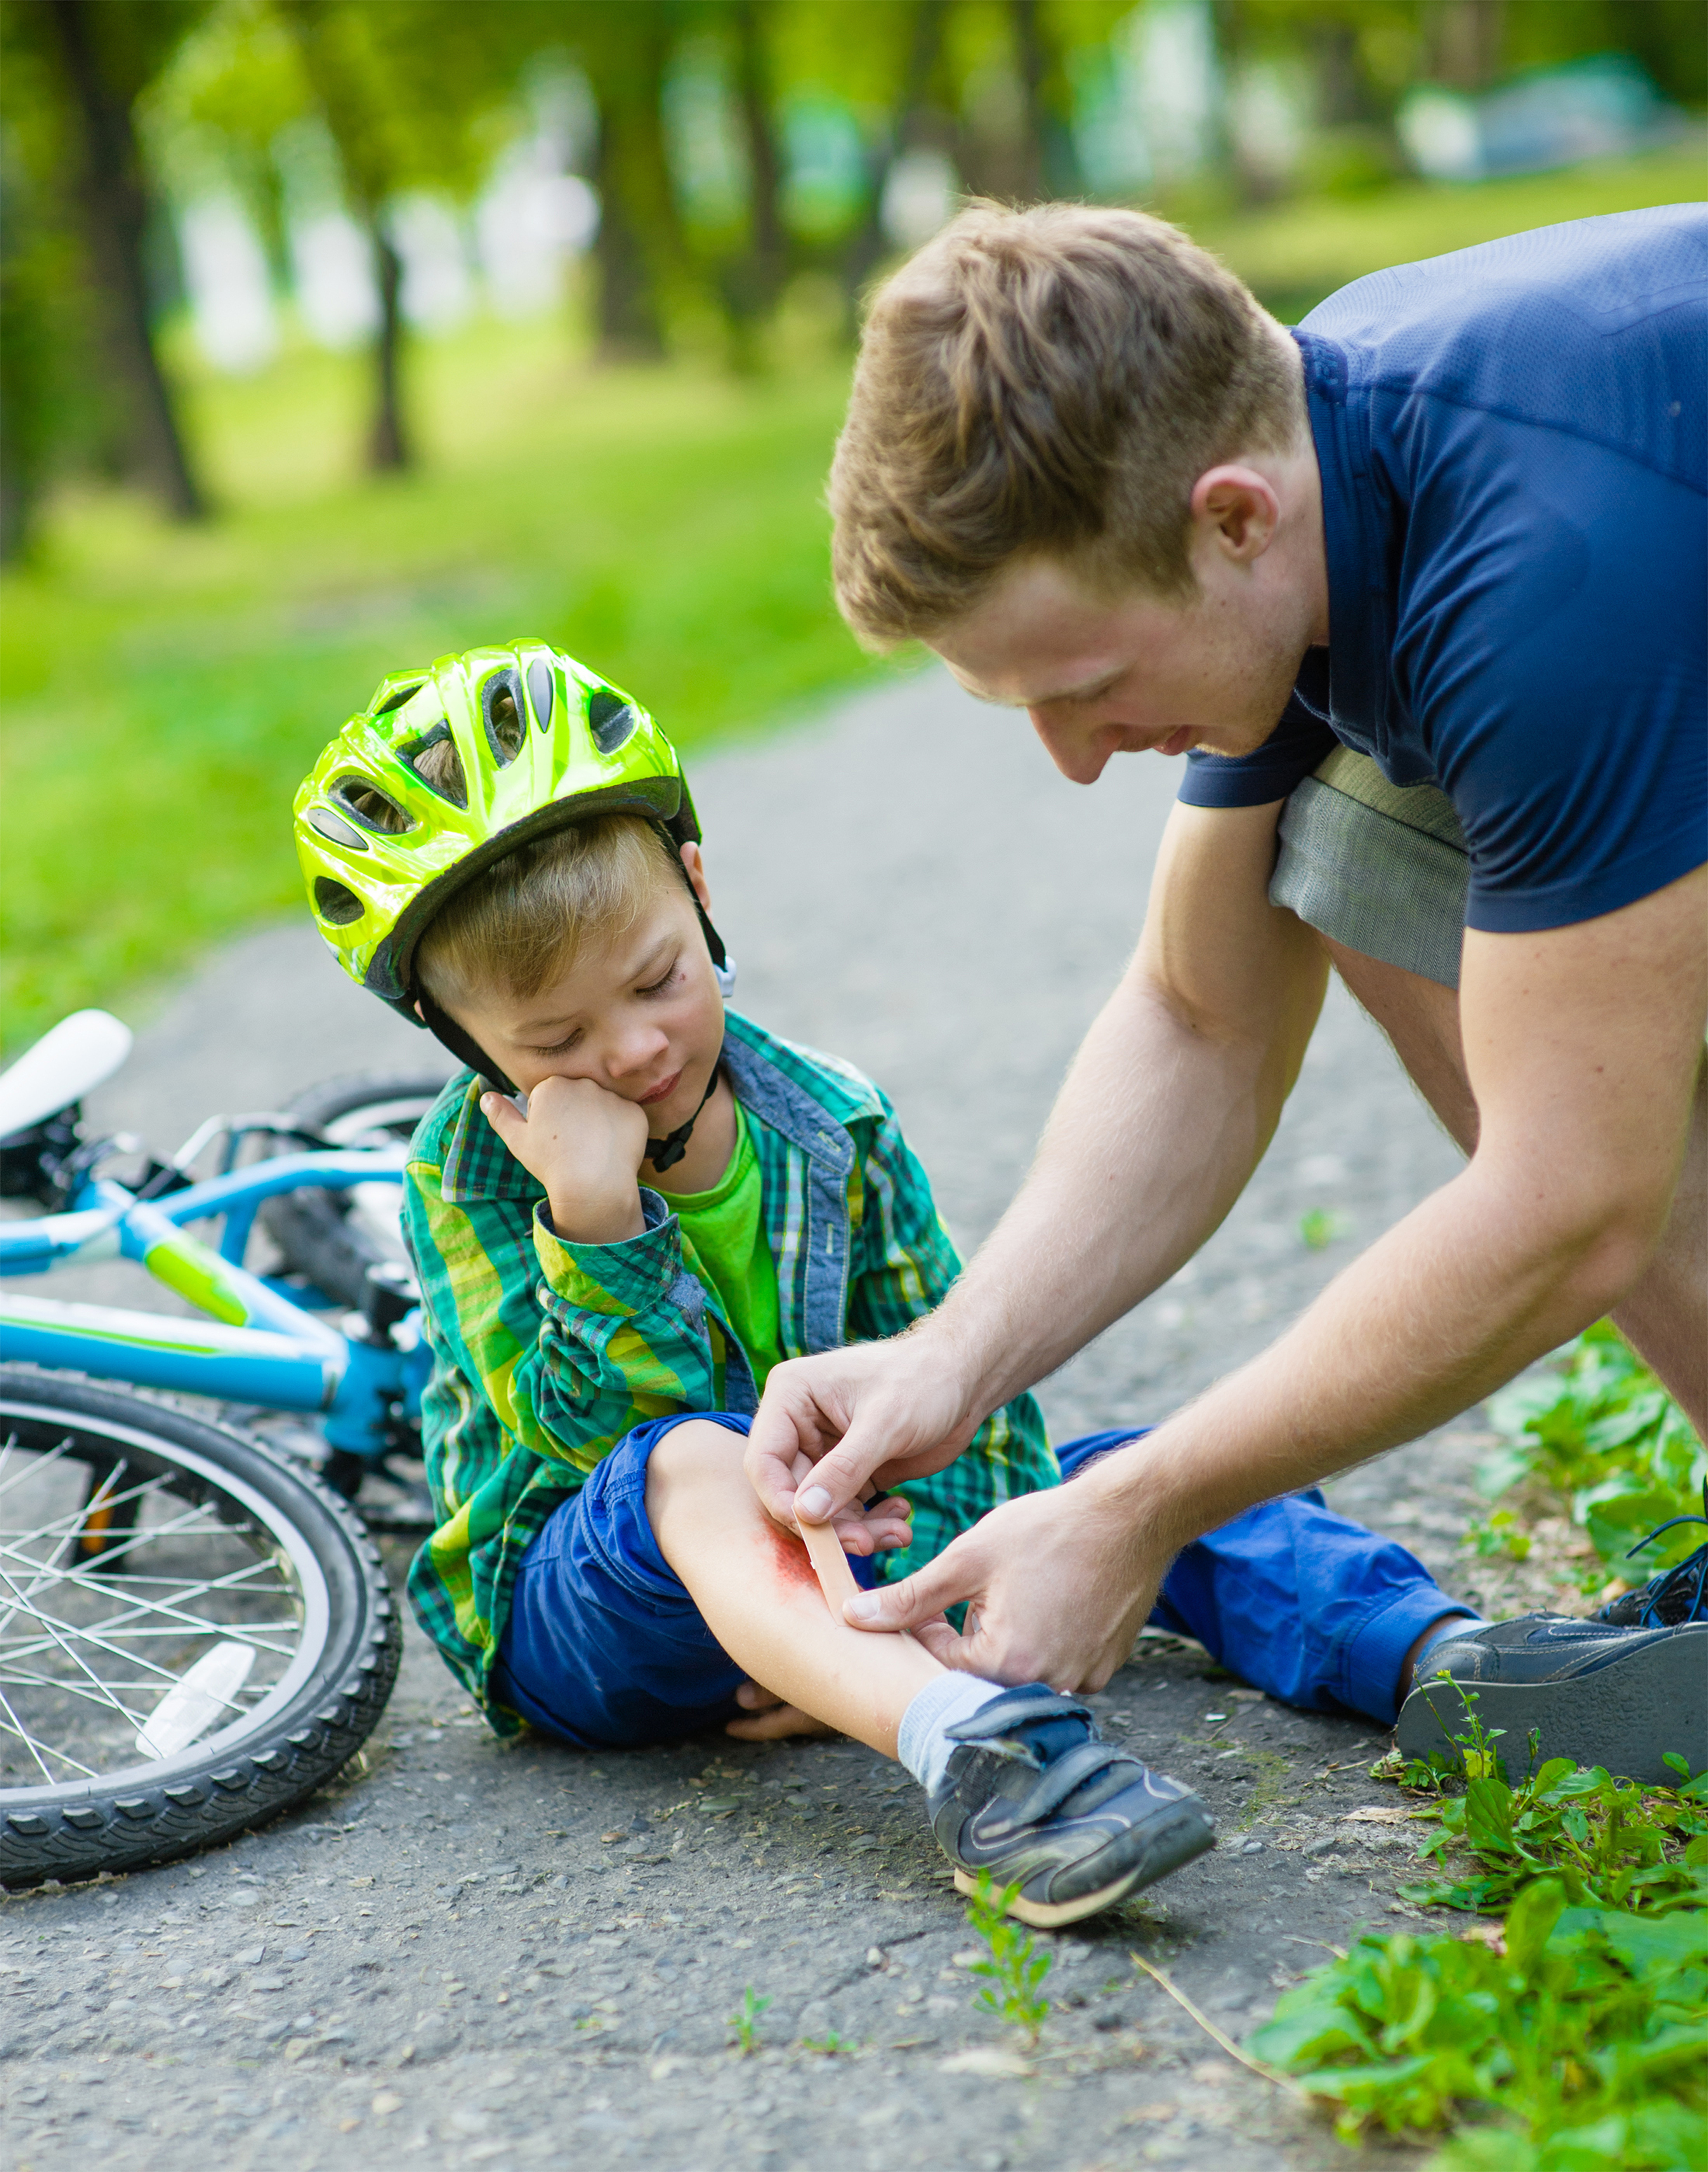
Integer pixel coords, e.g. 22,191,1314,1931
1177,205,1706,933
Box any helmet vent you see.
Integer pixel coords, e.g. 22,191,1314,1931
399,727,468,809
332,777,413,835
587,689,639,754
314,877,365,926
305,805,369,851
528,658,554,732
483,670,526,765
373,681,424,717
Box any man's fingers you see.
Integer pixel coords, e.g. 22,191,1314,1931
840,1546,976,1633
792,1421,899,1525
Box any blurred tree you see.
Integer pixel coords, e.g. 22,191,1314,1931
20,0,211,526
567,0,685,360
276,0,412,467
837,0,951,328
718,0,787,367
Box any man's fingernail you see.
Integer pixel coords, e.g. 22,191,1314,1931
845,1595,880,1624
797,1486,832,1522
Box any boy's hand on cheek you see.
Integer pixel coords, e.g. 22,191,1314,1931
480,1076,649,1244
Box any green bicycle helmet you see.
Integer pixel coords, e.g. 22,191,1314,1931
294,641,731,1146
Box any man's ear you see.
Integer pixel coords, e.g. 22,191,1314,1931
680,839,713,913
1189,464,1282,560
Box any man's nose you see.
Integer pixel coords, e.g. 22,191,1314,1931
1028,708,1112,786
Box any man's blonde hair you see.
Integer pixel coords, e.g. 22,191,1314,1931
413,813,682,1009
829,202,1302,646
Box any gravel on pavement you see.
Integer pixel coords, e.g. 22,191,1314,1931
2,669,1559,2172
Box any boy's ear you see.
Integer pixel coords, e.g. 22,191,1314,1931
679,840,713,913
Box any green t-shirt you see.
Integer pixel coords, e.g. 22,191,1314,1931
668,1100,784,1394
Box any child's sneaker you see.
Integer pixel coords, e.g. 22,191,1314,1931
927,1684,1215,1926
1394,1614,1708,1785
1594,1483,1708,1628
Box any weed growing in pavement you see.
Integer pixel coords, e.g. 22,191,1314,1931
1257,1694,1708,2158
963,1869,1052,2046
1481,1321,1705,1579
798,2031,856,2056
727,1986,771,2055
1245,1875,1708,2158
1298,1208,1349,1251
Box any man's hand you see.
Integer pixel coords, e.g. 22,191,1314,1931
744,1334,981,1533
480,1076,649,1243
839,1453,1175,1691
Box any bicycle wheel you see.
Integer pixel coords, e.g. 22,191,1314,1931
0,1368,399,1887
257,1070,450,1309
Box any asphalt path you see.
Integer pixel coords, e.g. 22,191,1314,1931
4,667,1547,2172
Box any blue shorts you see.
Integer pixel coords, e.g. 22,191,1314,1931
491,1415,1459,1749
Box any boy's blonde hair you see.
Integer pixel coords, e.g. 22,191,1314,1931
829,201,1302,646
412,811,683,1009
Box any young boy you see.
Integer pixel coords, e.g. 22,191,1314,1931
295,639,1220,1925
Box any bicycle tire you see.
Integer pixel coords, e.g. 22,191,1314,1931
256,1070,450,1309
0,1368,400,1887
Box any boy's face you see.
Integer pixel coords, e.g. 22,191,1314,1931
444,844,725,1125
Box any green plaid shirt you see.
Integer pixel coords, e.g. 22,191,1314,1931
400,1008,1056,1731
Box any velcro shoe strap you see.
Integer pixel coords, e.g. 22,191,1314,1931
942,1688,1094,1744
1010,1741,1134,1827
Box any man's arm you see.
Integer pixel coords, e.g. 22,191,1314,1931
747,797,1327,1523
844,864,1708,1688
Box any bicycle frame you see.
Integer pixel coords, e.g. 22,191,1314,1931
0,1151,427,1465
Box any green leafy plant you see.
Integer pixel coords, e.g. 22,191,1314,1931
963,1869,1052,2046
798,2030,856,2056
1459,1507,1532,1561
1482,1322,1706,1575
727,1984,771,2056
1246,1878,1708,2158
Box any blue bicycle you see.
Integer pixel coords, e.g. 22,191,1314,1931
0,1011,447,1888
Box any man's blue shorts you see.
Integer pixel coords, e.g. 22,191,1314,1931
491,1414,1460,1750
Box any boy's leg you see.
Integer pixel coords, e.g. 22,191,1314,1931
645,1420,943,1755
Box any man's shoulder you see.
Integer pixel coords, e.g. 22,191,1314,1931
1306,205,1706,481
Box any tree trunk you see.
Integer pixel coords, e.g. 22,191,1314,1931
46,0,205,521
718,0,787,370
840,0,949,338
367,224,408,471
280,0,413,474
1012,0,1083,200
586,8,677,364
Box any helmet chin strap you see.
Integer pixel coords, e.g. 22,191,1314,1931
640,1058,722,1174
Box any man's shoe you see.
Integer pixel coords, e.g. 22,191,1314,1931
1395,1614,1708,1785
1595,1483,1708,1629
927,1684,1215,1928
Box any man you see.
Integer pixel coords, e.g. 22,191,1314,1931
745,200,1708,1758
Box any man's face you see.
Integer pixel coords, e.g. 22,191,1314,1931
445,848,725,1121
930,550,1316,785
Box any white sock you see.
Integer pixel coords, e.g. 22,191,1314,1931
896,1674,1007,1794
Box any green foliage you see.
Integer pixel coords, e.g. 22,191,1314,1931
0,325,880,1051
1482,1323,1706,1575
963,1869,1052,2045
727,1983,771,2055
798,2029,856,2056
1245,1879,1708,2162
1458,1507,1531,1561
1299,1207,1350,1251
1399,1755,1708,1920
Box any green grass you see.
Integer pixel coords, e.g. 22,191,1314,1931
4,136,1703,1048
0,312,879,1049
